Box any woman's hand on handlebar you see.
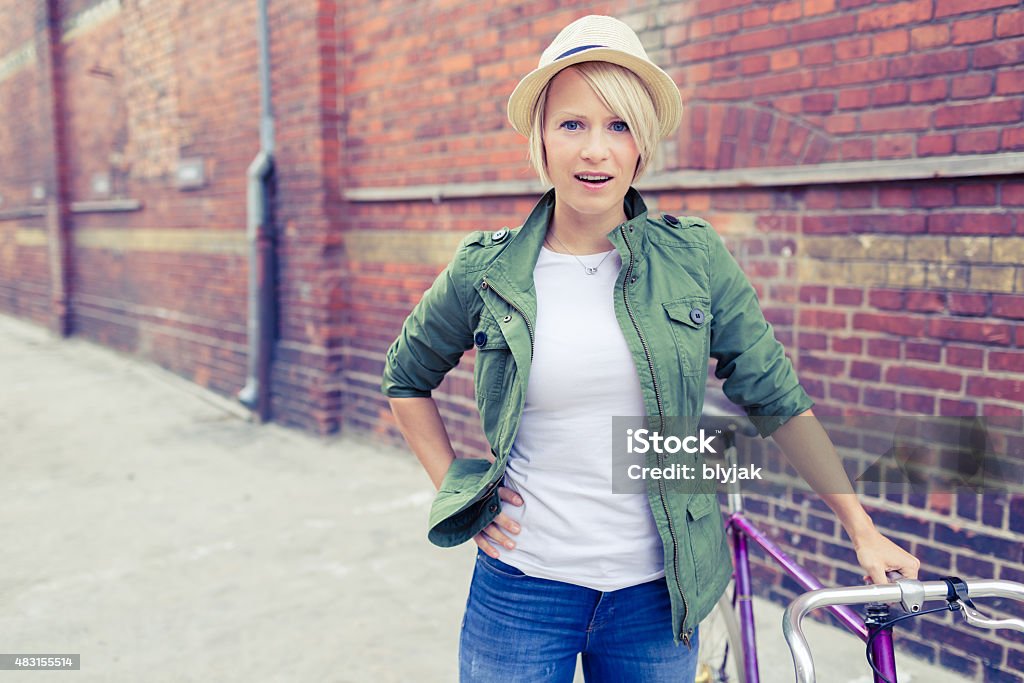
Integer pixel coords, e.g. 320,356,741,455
853,527,921,585
473,486,524,558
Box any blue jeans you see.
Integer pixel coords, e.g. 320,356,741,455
459,550,700,682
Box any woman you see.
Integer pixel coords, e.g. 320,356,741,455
382,15,919,683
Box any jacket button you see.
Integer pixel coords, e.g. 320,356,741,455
480,281,489,290
487,503,499,513
663,213,681,227
630,276,637,284
502,315,512,323
492,227,508,242
689,308,704,325
474,331,488,347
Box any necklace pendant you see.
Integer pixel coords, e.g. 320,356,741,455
585,267,598,275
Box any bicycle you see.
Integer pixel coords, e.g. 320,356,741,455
694,396,1024,683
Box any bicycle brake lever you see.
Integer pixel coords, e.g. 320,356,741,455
958,602,1024,632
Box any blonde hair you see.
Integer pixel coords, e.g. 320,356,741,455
528,61,661,186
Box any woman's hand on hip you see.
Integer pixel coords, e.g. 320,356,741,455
473,486,523,558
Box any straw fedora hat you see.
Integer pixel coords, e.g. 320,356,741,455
507,15,682,140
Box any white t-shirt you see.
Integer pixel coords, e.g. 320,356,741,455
498,246,665,591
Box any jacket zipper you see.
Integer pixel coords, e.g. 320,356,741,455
480,278,534,359
477,277,535,491
619,224,691,648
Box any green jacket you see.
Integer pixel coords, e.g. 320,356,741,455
382,188,812,645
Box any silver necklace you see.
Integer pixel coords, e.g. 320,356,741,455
546,231,614,275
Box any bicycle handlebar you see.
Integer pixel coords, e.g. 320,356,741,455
783,578,1024,683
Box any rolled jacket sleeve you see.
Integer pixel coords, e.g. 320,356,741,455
707,231,813,437
381,239,476,398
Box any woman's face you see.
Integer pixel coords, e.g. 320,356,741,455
542,67,640,229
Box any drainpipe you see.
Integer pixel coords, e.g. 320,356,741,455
42,0,71,336
237,0,276,421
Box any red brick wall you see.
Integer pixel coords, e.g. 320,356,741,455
340,2,1024,679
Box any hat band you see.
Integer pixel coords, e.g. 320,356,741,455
554,44,606,60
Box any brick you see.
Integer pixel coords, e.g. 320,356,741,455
927,212,1015,235
886,262,927,287
951,73,995,99
956,183,998,206
949,292,989,315
799,285,829,303
940,398,977,415
910,24,950,49
855,312,927,336
936,0,1019,17
803,0,835,16
817,60,888,87
1005,126,1024,150
952,16,995,44
997,10,1024,37
771,1,802,21
916,186,955,207
886,366,962,391
831,336,862,353
790,15,856,42
850,360,881,380
872,83,909,106
927,264,970,289
931,319,1013,345
833,287,863,305
873,29,909,55
879,187,914,207
834,36,871,62
975,38,1024,68
955,130,1000,154
771,48,800,71
869,289,904,310
864,387,896,409
839,138,874,160
935,100,1023,128
899,392,935,413
993,295,1024,320
909,79,949,103
837,88,871,110
917,134,954,156
801,44,834,66
857,0,931,30
860,107,931,132
905,341,942,362
990,350,1024,372
906,291,945,313
997,70,1024,95
971,266,1017,293
877,135,914,158
947,346,985,368
948,236,992,262
888,49,969,78
866,335,907,362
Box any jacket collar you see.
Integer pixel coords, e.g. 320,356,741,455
485,187,650,300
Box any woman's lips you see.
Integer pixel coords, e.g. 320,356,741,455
575,173,613,188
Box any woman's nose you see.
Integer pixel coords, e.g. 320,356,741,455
580,131,610,160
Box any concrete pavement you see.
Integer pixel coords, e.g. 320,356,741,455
0,313,963,682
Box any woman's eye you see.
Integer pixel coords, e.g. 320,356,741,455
610,121,630,133
560,121,581,131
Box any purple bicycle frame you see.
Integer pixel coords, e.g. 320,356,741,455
727,510,899,683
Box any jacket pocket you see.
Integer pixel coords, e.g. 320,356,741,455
473,316,511,401
686,493,722,591
663,297,713,377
